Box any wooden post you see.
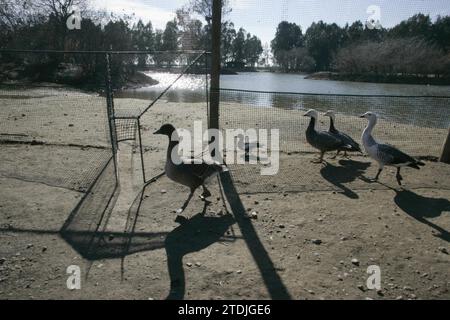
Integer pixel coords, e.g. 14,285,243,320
209,0,222,130
440,127,450,164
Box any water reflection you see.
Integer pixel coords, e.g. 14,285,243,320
116,71,450,128
115,71,208,104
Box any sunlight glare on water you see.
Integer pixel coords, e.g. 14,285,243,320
144,72,205,91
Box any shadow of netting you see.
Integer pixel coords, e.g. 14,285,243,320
60,158,121,260
219,90,450,194
0,84,113,192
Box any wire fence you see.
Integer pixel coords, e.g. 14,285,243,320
0,80,113,192
2,49,450,210
219,88,450,194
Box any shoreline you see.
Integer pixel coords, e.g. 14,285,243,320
305,71,450,86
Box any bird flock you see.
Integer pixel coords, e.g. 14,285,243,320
304,109,424,185
155,109,425,214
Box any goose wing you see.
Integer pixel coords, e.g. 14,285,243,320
335,130,361,152
179,156,226,179
314,131,349,151
376,143,417,166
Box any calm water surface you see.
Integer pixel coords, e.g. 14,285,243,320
116,71,450,128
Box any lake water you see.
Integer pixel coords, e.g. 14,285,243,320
116,71,450,128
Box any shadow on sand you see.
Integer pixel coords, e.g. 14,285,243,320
393,188,450,242
54,167,291,300
320,159,371,199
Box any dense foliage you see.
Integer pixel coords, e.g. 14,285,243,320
1,0,449,85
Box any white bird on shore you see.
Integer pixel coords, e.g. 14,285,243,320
324,110,362,158
304,109,350,163
360,112,424,185
154,123,228,213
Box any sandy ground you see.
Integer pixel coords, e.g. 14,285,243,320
0,87,449,300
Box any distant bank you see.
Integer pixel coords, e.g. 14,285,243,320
305,71,450,86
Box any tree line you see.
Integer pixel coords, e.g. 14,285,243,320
1,0,449,86
271,14,450,79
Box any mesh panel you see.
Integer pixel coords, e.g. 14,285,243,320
219,89,450,194
0,75,113,192
115,118,138,142
117,52,210,184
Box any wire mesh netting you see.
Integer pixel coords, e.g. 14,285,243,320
219,88,450,194
0,51,119,250
113,51,210,186
0,78,113,192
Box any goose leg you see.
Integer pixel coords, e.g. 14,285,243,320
319,151,325,163
312,151,325,163
200,184,212,200
176,189,195,214
396,167,403,186
374,168,382,181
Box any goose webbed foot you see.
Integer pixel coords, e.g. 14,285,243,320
373,168,383,182
176,190,195,214
311,152,325,164
199,185,212,201
330,152,338,160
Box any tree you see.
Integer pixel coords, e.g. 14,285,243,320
334,37,448,77
176,8,204,51
389,14,433,39
132,20,154,66
305,21,345,71
221,21,236,64
271,21,304,68
232,27,246,63
186,0,231,25
244,33,263,66
431,15,450,52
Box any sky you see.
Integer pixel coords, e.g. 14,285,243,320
91,0,450,45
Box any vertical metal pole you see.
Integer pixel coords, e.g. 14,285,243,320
137,117,147,183
440,127,450,164
209,0,222,130
205,52,209,120
105,53,118,179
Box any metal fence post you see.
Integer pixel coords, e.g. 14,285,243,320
105,53,119,178
209,0,222,130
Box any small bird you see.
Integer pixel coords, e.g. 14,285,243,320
304,109,350,163
324,110,362,158
154,123,228,213
236,133,262,162
360,112,424,185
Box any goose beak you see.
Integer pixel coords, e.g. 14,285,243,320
359,114,365,118
153,129,162,135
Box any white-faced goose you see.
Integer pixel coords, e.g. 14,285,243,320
324,110,362,158
360,112,424,185
304,109,350,163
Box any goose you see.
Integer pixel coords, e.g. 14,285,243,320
154,123,228,213
304,109,350,163
324,110,362,158
360,112,424,185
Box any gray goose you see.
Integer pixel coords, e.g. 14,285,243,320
304,109,350,163
360,112,424,185
324,110,362,158
154,124,227,213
